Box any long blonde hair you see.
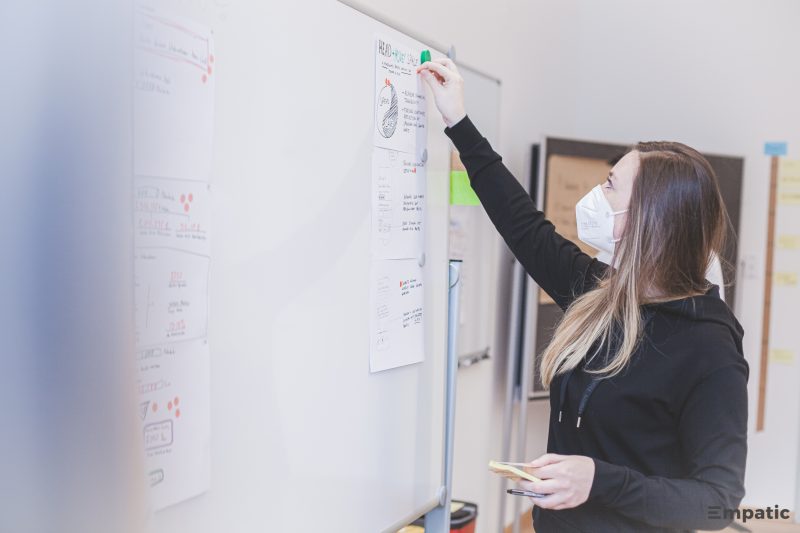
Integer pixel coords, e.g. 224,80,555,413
539,142,731,388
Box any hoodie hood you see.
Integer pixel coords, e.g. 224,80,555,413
642,283,745,356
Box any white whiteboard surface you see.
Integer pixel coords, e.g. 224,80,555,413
145,1,451,531
448,66,506,533
450,66,502,357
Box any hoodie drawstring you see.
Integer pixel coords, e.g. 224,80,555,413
558,368,601,428
576,378,601,428
557,310,656,429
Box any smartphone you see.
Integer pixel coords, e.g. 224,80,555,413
507,488,546,498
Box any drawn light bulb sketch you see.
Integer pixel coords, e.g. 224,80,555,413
376,78,399,138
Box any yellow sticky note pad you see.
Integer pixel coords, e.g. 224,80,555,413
771,349,794,365
779,192,800,205
778,235,800,250
779,159,800,188
775,272,798,287
488,460,542,483
450,170,480,206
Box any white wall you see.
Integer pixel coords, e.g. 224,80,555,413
370,0,800,524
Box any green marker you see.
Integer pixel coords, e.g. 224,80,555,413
420,49,431,64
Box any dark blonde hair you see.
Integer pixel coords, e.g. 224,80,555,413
540,142,730,387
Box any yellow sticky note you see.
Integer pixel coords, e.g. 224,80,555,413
775,272,798,286
771,349,794,365
488,460,542,483
779,192,800,205
778,235,800,250
450,170,480,206
779,159,800,188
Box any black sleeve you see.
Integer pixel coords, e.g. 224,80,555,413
444,115,606,311
587,362,749,530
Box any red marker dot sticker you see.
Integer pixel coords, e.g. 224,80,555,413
202,74,208,83
187,194,193,203
180,194,185,203
152,402,158,412
175,408,181,418
168,401,173,411
207,65,212,75
174,396,180,406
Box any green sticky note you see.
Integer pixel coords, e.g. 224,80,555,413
450,170,480,205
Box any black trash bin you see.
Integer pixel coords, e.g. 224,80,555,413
409,501,478,532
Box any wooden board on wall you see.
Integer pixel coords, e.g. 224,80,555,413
539,155,612,304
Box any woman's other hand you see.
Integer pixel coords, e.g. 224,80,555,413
518,453,595,510
416,57,466,128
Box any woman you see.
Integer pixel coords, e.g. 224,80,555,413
418,59,748,532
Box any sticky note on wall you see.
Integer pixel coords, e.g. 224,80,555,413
778,235,800,249
775,272,798,287
450,151,480,206
779,159,800,188
770,349,794,365
765,142,788,156
779,192,800,205
451,170,480,205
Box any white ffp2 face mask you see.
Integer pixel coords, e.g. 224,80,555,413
575,184,628,256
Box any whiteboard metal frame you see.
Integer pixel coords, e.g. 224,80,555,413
423,260,463,532
337,0,501,85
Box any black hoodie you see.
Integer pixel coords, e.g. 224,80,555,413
444,116,749,532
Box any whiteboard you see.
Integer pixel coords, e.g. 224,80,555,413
146,1,452,532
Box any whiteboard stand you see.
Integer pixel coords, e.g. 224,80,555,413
496,258,527,533
512,273,539,533
424,260,462,533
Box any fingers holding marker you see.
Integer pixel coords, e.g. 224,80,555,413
416,49,460,86
435,56,458,73
415,49,466,128
419,68,447,93
417,62,447,85
421,61,454,83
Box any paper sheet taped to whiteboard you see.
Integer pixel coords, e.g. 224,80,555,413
371,147,426,260
137,337,210,509
370,259,425,373
373,35,427,156
134,6,215,180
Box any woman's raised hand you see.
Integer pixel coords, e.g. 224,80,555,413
416,57,466,128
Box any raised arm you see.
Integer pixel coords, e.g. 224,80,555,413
418,58,605,310
443,115,605,310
